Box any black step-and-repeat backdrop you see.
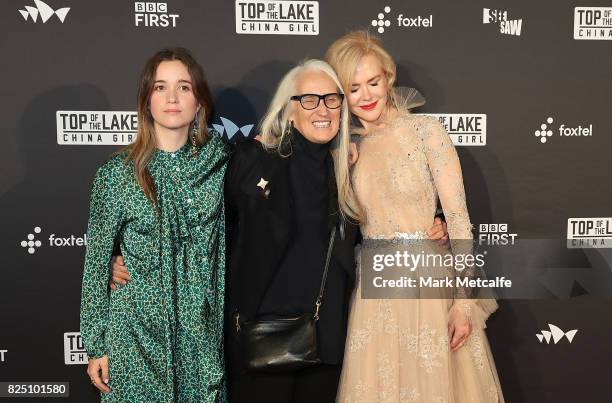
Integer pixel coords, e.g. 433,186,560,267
1,0,611,402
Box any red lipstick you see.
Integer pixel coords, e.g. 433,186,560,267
360,100,378,111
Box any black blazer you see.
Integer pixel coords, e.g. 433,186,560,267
224,140,359,375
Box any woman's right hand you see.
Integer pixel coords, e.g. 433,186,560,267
109,256,131,290
86,355,111,393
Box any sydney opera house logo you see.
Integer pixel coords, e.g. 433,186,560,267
536,324,578,344
212,117,255,141
18,0,70,23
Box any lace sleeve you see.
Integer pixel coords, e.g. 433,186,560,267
421,117,477,313
421,117,473,241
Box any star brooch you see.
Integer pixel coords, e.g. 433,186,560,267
257,177,271,198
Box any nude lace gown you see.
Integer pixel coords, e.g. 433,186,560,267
337,113,504,403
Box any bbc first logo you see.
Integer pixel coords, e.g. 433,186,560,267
478,224,517,246
64,332,87,365
134,2,179,28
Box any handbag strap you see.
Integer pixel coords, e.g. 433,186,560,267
314,225,337,321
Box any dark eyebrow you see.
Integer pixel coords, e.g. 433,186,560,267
153,79,192,84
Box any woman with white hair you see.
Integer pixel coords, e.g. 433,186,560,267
223,59,361,402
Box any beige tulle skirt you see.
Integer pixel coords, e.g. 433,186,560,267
337,247,504,403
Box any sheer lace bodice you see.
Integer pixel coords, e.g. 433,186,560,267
353,112,472,241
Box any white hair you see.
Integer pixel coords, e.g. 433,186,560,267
259,59,362,221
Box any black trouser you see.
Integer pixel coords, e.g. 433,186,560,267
229,364,342,403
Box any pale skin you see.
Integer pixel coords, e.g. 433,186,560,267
88,59,202,394
347,54,471,352
289,70,342,144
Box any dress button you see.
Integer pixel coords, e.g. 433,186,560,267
187,198,193,203
195,225,201,230
171,153,176,158
175,167,180,172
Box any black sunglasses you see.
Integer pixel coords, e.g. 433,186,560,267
290,93,344,110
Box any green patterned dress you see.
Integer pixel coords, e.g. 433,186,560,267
80,132,230,402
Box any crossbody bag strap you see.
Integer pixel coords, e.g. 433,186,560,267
314,225,337,321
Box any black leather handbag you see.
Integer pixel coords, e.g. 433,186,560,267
237,226,337,372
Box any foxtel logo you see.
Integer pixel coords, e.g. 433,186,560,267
20,226,87,255
49,234,87,246
534,117,593,144
536,324,578,344
18,0,70,23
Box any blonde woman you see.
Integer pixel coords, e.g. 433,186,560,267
326,31,504,402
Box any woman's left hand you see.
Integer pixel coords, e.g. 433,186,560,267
427,217,449,247
87,355,110,393
448,307,472,352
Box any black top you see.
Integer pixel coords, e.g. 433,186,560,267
224,132,360,372
259,128,331,316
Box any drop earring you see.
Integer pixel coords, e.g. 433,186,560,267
286,120,294,136
279,120,294,157
191,110,200,157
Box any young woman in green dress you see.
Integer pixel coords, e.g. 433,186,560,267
80,48,230,402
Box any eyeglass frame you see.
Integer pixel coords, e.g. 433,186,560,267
290,93,345,110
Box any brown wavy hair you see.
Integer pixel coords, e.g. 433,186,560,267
126,47,213,202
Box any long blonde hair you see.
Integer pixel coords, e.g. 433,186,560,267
325,30,398,109
259,59,362,221
126,47,213,203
